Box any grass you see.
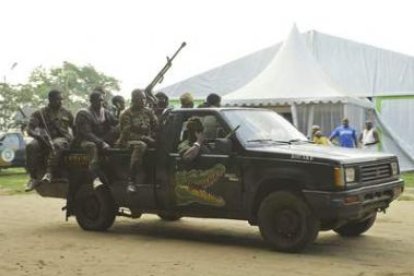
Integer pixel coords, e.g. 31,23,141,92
0,167,413,195
0,167,29,195
402,171,414,188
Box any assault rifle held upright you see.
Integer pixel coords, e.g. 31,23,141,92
38,110,57,155
144,42,186,105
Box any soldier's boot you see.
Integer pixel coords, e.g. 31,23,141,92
90,162,109,186
41,172,53,184
126,161,145,193
25,178,40,192
25,166,40,192
126,174,136,193
42,149,59,183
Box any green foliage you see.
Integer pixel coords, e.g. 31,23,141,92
0,83,36,130
0,168,28,195
402,171,414,188
0,62,120,130
28,61,120,112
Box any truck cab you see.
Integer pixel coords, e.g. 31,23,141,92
35,108,404,252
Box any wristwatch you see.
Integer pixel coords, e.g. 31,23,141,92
193,142,201,148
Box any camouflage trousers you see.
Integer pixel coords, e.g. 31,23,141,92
119,140,148,182
128,140,148,167
26,137,70,179
80,141,100,170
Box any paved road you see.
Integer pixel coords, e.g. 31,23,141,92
0,195,413,276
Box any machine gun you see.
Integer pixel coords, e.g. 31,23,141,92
144,42,187,105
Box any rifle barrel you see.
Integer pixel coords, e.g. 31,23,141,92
144,42,187,103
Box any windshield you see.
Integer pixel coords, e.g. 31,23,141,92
222,109,308,145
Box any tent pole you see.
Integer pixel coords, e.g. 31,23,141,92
291,103,299,128
307,104,315,138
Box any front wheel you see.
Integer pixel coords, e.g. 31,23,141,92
258,191,319,253
74,185,117,231
334,213,377,237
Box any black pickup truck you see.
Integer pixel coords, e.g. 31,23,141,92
35,108,404,252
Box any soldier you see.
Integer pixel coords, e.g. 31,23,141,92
116,89,158,190
93,86,109,108
178,117,209,161
25,89,74,191
198,93,221,108
179,92,194,108
154,91,169,120
74,91,118,183
109,95,126,120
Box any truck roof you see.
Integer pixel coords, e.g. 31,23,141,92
169,107,261,113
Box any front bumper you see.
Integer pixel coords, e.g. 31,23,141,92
303,179,404,221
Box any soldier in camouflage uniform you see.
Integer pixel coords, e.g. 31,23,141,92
25,90,74,191
74,91,118,183
116,89,158,189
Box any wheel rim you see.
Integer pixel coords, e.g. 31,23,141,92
82,195,101,221
272,209,301,239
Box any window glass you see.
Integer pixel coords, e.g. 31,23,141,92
222,109,307,146
3,134,20,149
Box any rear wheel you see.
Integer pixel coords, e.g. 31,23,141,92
334,213,377,237
258,191,319,253
74,185,117,231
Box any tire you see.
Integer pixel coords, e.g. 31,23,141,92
74,185,117,231
258,191,320,253
334,213,377,237
158,212,182,221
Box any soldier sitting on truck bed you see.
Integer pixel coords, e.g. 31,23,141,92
74,91,118,184
25,89,74,191
116,89,158,191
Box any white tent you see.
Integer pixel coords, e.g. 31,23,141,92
163,29,414,99
223,25,370,108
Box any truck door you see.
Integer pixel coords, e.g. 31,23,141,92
168,111,243,215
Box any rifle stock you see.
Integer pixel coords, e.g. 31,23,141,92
145,42,187,105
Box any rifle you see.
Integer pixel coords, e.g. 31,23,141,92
38,109,57,155
144,42,187,105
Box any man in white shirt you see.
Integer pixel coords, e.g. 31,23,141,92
359,120,380,150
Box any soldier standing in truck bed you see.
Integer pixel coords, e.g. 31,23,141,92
74,91,118,184
116,89,158,191
25,89,74,191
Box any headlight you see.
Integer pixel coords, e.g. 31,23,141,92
345,167,355,183
334,167,345,188
391,162,399,175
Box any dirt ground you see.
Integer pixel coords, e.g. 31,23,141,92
0,195,413,276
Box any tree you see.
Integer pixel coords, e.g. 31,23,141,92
28,61,121,111
0,62,121,131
